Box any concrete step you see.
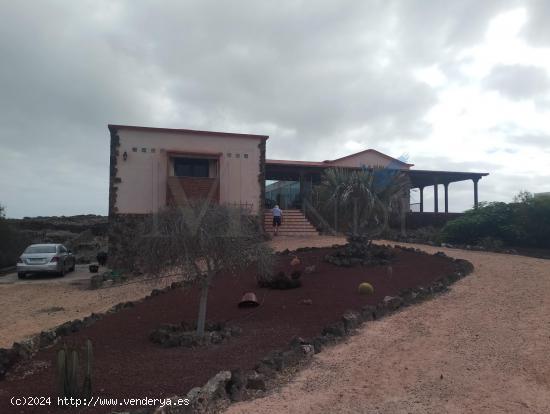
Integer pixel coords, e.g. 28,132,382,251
263,209,319,236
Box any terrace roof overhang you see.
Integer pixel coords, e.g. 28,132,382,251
408,169,489,188
266,160,489,187
266,159,328,182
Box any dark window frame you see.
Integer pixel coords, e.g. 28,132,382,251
173,157,211,178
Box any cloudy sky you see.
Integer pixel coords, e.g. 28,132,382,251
1,0,549,218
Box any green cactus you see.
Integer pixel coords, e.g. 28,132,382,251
82,340,93,399
358,282,374,296
56,340,93,399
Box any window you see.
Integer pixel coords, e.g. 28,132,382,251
235,153,240,158
244,153,248,158
132,147,137,152
141,148,147,153
24,245,56,254
150,148,156,153
227,153,232,157
173,158,209,177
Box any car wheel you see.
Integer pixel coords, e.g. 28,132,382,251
17,272,26,279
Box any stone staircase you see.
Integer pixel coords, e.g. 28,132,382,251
263,209,319,236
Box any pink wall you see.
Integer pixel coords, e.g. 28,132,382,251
114,129,264,214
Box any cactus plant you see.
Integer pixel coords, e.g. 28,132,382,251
56,339,93,399
358,282,374,295
82,339,93,399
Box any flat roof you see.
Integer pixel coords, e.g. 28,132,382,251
108,124,269,140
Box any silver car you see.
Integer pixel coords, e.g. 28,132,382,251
17,244,76,279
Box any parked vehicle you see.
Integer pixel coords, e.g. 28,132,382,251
16,244,76,279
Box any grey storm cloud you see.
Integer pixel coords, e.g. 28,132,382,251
483,64,550,100
491,124,550,150
521,0,550,46
0,0,547,217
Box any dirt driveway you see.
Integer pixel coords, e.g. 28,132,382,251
0,264,91,285
226,241,550,414
0,266,178,348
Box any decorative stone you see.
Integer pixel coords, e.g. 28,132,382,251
210,331,223,345
0,348,18,379
255,361,275,378
13,338,38,359
383,295,403,311
342,311,360,332
311,336,329,353
246,372,266,391
301,344,315,357
150,322,240,348
360,305,377,321
200,370,231,407
279,349,301,369
322,322,346,337
39,329,57,348
289,336,308,348
227,369,246,402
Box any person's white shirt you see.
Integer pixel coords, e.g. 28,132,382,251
272,206,283,217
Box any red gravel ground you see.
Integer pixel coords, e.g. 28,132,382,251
0,247,456,413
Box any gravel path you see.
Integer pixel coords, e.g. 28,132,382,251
226,241,550,414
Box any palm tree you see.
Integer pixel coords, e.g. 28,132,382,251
313,166,409,237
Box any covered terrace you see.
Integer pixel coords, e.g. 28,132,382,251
265,159,489,213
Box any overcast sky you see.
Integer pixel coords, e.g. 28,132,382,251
1,0,549,218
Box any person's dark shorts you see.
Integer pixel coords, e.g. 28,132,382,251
272,216,282,227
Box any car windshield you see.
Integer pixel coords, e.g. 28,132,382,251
24,245,57,254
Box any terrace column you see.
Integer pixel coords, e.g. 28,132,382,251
473,178,479,208
419,186,424,212
433,180,439,213
299,171,305,209
444,183,449,213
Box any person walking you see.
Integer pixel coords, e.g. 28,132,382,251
272,204,283,236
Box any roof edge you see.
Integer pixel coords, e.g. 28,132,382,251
330,149,414,167
107,124,269,140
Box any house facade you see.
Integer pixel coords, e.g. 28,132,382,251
108,124,488,262
109,125,267,216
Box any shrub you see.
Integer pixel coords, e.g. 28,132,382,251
479,236,504,250
441,192,550,248
0,205,32,268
